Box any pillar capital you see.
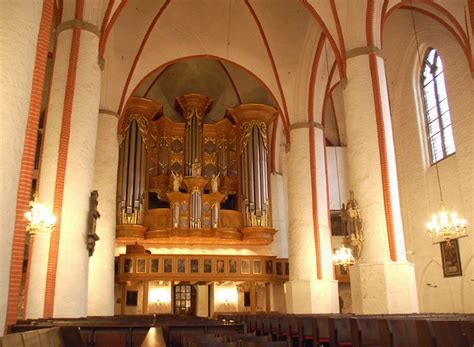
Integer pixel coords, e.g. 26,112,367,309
56,19,100,37
346,45,383,60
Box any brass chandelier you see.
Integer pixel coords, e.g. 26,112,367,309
425,165,467,243
25,194,56,234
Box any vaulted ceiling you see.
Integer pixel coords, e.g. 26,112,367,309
88,0,472,145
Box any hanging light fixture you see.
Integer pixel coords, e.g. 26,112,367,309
408,3,468,243
25,193,56,234
332,245,355,269
425,164,467,243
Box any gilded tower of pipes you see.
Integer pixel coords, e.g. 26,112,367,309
116,98,163,236
227,104,277,228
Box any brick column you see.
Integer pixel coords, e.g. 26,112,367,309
0,0,54,333
343,50,419,314
87,111,119,316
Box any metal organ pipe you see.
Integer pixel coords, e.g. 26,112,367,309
140,137,146,220
126,121,137,214
261,134,268,211
133,125,142,214
240,122,271,227
253,127,262,218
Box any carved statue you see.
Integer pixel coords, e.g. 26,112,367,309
210,173,220,193
191,158,201,177
341,190,364,259
171,171,182,192
87,190,101,257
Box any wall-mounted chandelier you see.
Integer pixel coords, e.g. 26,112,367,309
25,194,56,234
332,188,364,269
333,245,355,269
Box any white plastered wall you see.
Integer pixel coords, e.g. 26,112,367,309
384,12,474,313
0,0,42,332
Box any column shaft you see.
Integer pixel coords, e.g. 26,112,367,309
285,127,338,313
87,112,119,316
28,23,101,318
0,0,47,331
52,29,101,317
343,53,418,314
26,27,73,320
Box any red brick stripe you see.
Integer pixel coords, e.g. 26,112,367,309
43,0,84,318
244,0,290,143
370,54,398,262
117,0,170,115
308,34,326,280
22,235,35,320
470,0,474,35
367,1,397,261
4,0,55,334
23,32,59,320
99,0,127,59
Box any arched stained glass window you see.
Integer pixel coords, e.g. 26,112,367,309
421,48,455,164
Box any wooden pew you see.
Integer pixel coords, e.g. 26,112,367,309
349,318,387,347
427,320,470,347
0,327,82,347
329,317,352,347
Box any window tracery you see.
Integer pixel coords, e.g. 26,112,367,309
421,48,455,164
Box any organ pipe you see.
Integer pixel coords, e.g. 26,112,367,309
228,104,276,228
117,98,162,225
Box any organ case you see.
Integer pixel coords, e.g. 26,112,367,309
116,95,277,245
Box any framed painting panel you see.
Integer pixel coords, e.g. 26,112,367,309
150,259,159,273
241,259,250,274
229,259,237,274
136,258,146,273
164,258,173,273
124,258,133,273
217,260,225,273
190,259,199,273
177,259,186,273
440,239,462,277
253,260,262,275
265,260,273,274
203,259,212,273
276,262,282,276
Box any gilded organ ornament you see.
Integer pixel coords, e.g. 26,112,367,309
341,190,364,259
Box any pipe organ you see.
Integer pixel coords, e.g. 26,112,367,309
116,96,277,245
117,99,163,229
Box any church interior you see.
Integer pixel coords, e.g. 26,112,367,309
1,0,473,345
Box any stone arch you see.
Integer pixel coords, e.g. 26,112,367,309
419,259,454,312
